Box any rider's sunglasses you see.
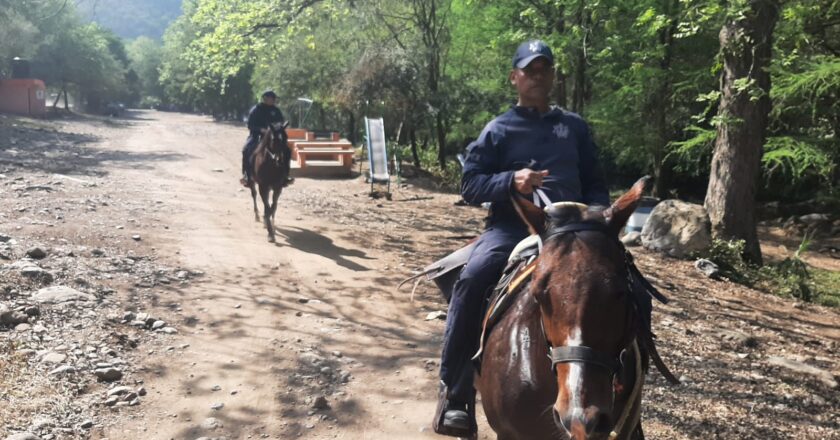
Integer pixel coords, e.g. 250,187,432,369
519,63,555,77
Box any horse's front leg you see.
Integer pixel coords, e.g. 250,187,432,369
270,186,281,225
259,185,274,242
250,183,259,222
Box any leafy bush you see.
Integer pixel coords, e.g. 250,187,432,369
392,143,462,190
704,237,833,305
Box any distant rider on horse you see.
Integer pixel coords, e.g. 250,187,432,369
241,90,294,187
434,40,610,436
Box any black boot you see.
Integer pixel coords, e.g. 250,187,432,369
432,382,477,437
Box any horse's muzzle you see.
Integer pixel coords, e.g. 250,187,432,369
554,406,612,439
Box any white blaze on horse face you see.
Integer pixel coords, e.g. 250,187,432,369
565,327,584,414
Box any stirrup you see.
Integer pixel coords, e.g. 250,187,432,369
432,382,477,438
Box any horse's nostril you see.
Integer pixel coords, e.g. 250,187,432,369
584,409,612,435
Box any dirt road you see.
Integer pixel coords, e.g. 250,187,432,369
2,110,838,440
63,111,466,440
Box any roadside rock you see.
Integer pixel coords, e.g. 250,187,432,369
48,365,77,376
312,395,331,410
201,417,224,430
26,247,47,259
641,200,712,258
40,352,67,364
94,367,123,382
717,329,759,348
766,356,838,388
425,310,447,321
4,433,42,440
0,305,29,326
799,213,829,226
20,265,54,283
107,386,133,397
694,258,720,278
620,231,641,247
32,286,95,304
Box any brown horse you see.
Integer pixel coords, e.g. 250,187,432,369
476,178,652,440
249,122,290,242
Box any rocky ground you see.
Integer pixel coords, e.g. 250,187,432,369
0,111,838,440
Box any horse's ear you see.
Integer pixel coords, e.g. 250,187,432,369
282,120,290,129
603,176,651,235
511,194,546,235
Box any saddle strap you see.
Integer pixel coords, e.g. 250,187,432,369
643,335,681,385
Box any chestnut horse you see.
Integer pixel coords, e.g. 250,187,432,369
249,122,289,242
476,178,653,440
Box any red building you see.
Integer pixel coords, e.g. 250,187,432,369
0,78,47,117
0,58,47,117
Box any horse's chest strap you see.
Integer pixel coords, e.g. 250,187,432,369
549,345,621,373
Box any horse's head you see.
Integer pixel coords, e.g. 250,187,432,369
265,121,289,162
531,177,649,439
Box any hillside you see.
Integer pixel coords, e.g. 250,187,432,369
77,0,182,39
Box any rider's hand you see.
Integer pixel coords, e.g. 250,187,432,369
513,169,549,195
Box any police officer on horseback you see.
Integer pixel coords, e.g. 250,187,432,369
241,90,294,187
434,40,610,437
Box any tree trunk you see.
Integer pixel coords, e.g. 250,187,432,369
63,88,69,111
409,127,421,167
347,110,357,145
570,0,588,114
554,11,568,108
705,0,778,264
52,87,62,109
435,112,446,170
652,1,678,198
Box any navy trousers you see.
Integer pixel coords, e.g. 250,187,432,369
440,223,529,403
242,135,259,178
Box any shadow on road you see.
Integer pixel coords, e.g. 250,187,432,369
275,226,374,272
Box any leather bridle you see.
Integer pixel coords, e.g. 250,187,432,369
536,221,635,377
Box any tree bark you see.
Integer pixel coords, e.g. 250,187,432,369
652,0,678,198
409,127,421,167
705,0,779,264
570,0,588,114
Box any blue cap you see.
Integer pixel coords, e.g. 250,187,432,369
512,40,554,69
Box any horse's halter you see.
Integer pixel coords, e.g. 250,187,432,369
534,220,640,425
265,128,286,165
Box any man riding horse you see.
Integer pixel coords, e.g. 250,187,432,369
436,40,610,435
241,90,294,187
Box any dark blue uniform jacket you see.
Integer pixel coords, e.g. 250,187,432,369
247,103,285,138
461,106,610,226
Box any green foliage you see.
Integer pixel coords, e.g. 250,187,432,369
392,143,461,189
704,238,838,306
763,136,835,184
127,37,165,106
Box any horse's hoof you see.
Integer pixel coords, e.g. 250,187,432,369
268,236,275,243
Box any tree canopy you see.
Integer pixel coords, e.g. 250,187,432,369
0,0,837,229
